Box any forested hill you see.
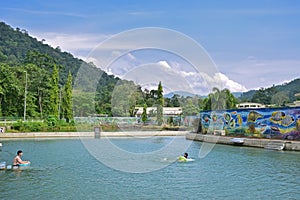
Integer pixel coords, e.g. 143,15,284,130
0,21,134,118
239,78,300,105
0,21,99,84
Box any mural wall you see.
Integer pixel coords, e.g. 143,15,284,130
200,107,300,140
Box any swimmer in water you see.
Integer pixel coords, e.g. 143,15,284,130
13,150,30,167
183,152,188,158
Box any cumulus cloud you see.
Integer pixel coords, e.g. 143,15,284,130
214,73,247,92
158,60,171,69
165,61,247,93
113,59,248,95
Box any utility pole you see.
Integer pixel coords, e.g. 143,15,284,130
24,71,27,121
58,84,62,119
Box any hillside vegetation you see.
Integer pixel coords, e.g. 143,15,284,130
239,79,300,106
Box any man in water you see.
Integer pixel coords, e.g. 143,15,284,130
178,152,189,162
183,152,188,158
13,150,30,166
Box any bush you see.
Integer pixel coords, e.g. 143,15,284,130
46,115,58,127
11,120,47,132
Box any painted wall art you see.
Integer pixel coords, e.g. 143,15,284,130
200,107,300,140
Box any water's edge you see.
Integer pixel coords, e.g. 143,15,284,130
186,133,300,151
0,131,188,138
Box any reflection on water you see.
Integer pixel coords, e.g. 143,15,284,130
0,137,299,199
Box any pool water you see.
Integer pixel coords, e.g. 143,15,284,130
0,137,299,199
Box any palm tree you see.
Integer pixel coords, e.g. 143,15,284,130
223,88,237,109
203,88,238,110
211,87,226,110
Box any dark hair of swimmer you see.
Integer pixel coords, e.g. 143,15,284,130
184,153,188,158
17,150,23,155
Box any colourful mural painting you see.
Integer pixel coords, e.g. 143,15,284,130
199,107,300,140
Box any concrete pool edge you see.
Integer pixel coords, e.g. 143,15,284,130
0,131,188,138
186,133,300,151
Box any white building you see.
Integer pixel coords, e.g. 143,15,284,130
236,102,265,109
134,107,182,117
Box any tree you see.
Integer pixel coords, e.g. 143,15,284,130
271,91,290,107
170,94,181,107
24,63,51,118
111,81,138,117
157,81,164,125
210,87,226,110
223,88,238,109
203,88,238,110
129,85,145,117
0,63,22,117
63,71,73,122
141,104,147,124
252,87,277,105
73,91,95,117
49,65,59,118
182,98,199,116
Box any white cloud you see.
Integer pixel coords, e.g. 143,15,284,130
115,59,247,95
158,60,171,69
32,31,248,94
180,71,197,77
214,73,247,92
167,62,247,93
32,32,109,56
219,58,300,90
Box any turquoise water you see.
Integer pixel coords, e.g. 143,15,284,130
0,137,299,199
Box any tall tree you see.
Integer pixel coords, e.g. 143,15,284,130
203,88,238,110
223,88,238,109
49,65,59,118
210,87,226,110
63,71,73,122
0,63,22,117
141,103,147,124
157,81,164,125
170,94,181,107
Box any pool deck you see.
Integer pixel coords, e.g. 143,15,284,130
0,131,188,139
186,133,300,151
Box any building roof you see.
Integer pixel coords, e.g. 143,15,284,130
135,107,182,115
236,102,265,109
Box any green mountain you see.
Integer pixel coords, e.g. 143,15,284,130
0,21,143,118
239,78,300,105
0,21,101,86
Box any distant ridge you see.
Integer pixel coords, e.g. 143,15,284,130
164,91,199,98
164,91,242,99
239,78,300,102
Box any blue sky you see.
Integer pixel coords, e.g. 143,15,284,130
1,0,300,94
